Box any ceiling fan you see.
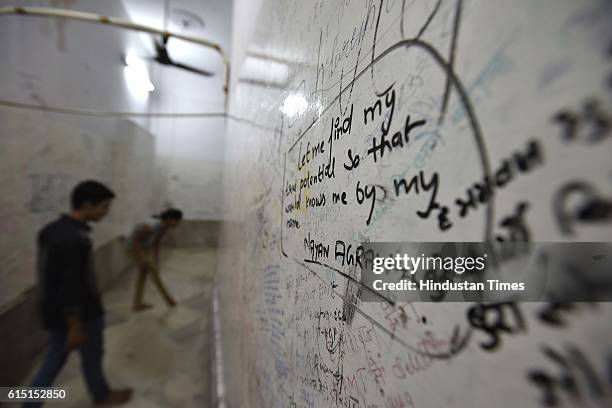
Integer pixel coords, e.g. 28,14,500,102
145,0,213,78
151,33,214,77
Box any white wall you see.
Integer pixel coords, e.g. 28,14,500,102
0,109,161,308
121,0,233,221
218,0,612,406
0,0,152,114
0,0,163,307
1,0,231,225
149,115,226,220
0,0,233,307
229,0,263,94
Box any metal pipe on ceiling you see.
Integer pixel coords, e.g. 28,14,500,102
0,5,231,112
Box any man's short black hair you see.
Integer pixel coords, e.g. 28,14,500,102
71,180,115,209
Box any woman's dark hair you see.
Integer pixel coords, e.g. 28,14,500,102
71,180,115,209
158,208,183,221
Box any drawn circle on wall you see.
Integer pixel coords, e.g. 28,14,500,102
365,38,494,242
364,39,492,355
282,38,494,359
286,38,494,246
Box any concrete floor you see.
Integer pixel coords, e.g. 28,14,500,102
14,248,216,408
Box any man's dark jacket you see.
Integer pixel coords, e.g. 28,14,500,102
37,214,104,330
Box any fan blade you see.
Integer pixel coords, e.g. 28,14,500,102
171,62,214,77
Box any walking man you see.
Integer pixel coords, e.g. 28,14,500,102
27,180,132,407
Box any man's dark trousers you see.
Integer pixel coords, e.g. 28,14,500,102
24,317,110,407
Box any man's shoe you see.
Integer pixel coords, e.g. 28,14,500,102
95,388,133,406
